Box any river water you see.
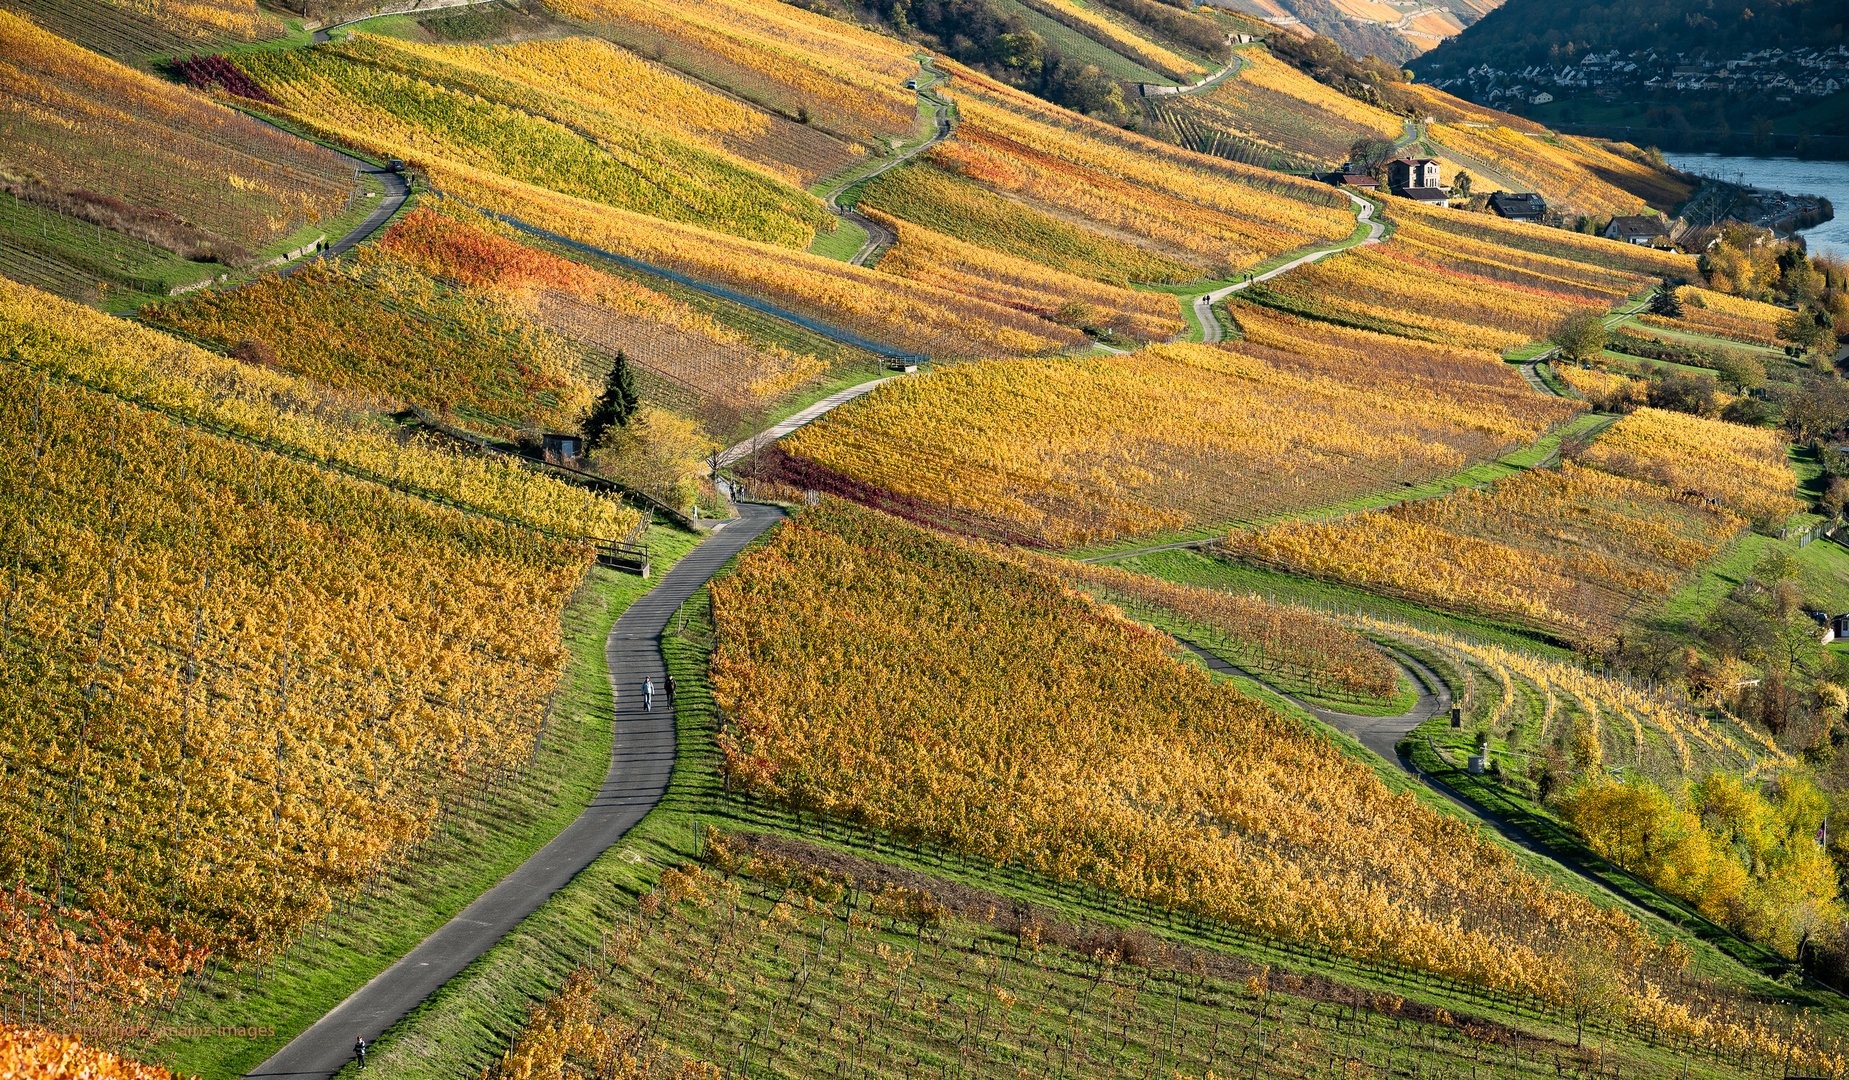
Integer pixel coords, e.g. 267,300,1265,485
1662,152,1849,260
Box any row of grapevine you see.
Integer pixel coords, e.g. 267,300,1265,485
1,11,350,259
0,363,591,1031
763,330,1572,549
483,845,1841,1079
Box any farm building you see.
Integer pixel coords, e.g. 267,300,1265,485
1387,158,1447,205
1488,191,1547,222
1605,215,1671,245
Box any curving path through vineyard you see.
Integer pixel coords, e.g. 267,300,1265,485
815,57,955,266
1185,190,1384,343
309,0,501,44
1180,641,1447,763
715,375,904,468
1180,640,1565,862
284,159,408,276
1517,289,1659,399
246,502,785,1080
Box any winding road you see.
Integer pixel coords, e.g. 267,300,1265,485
1185,190,1384,343
246,502,786,1080
203,20,1718,1071
815,58,954,267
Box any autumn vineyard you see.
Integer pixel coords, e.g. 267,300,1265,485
6,0,1849,1075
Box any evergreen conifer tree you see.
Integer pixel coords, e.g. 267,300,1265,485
583,350,639,449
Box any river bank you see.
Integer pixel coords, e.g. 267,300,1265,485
1667,152,1849,260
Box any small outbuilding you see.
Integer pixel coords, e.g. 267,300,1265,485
1604,215,1671,245
542,432,585,462
1320,171,1380,189
1487,191,1547,222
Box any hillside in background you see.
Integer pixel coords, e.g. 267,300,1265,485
1412,0,1849,155
1202,0,1499,64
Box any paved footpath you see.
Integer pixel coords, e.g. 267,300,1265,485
282,163,407,276
247,502,784,1079
1181,641,1447,762
818,57,955,267
715,377,902,468
1189,191,1384,343
1182,640,1562,861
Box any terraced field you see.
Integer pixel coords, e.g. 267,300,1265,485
1145,49,1401,169
753,324,1574,549
0,11,351,261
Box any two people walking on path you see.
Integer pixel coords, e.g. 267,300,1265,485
640,675,676,711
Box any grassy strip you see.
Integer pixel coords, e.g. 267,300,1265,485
1122,547,1573,658
804,57,948,201
1645,530,1849,638
806,215,869,262
1104,593,1415,714
1504,340,1555,362
1633,320,1789,357
143,528,700,1078
0,169,392,313
1530,360,1577,397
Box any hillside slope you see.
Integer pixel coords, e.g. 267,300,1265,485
6,0,1849,1077
1205,0,1500,63
1412,0,1849,151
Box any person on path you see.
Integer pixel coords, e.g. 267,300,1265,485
353,1037,367,1070
643,677,654,711
665,674,676,702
